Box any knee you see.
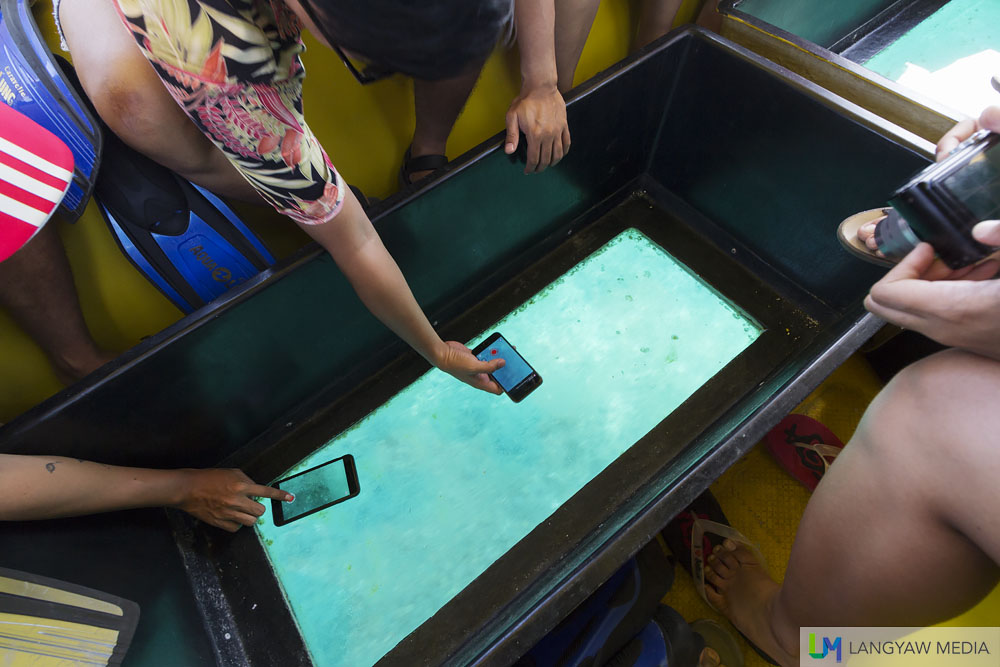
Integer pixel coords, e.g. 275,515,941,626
884,348,990,413
858,349,997,461
875,353,948,417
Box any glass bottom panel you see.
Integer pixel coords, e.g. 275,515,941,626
863,0,1000,117
256,228,762,667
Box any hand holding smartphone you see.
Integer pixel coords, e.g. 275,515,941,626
271,454,360,527
472,332,543,403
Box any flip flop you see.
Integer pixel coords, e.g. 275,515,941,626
763,414,845,492
836,207,919,267
660,490,778,665
838,206,1000,270
399,146,449,187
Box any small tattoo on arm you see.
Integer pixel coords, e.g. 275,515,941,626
45,462,57,473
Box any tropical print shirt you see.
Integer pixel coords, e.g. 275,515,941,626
112,0,344,225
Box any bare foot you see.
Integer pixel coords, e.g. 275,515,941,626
704,539,798,667
857,220,886,257
699,646,722,667
406,168,435,183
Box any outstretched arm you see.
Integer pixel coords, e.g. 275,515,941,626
1,454,290,532
301,188,504,394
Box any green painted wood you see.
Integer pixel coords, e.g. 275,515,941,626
649,39,929,306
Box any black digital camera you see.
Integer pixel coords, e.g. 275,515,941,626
885,128,1000,268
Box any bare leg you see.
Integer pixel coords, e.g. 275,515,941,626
59,0,261,203
409,67,483,182
635,0,684,50
0,225,116,384
553,0,602,93
705,349,1000,666
695,0,722,33
408,0,600,182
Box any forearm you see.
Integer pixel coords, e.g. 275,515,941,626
515,0,558,89
302,191,447,367
0,455,187,521
340,236,447,365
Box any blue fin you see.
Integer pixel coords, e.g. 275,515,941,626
53,59,275,312
0,0,101,221
515,543,674,667
603,606,704,667
95,127,276,313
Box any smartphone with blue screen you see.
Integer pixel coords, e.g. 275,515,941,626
472,332,543,403
270,454,360,527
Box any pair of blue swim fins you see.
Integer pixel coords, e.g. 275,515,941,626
515,542,704,667
0,0,274,312
603,606,703,667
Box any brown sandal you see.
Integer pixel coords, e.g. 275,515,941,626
399,146,449,187
837,207,919,267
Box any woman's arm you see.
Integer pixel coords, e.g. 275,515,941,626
1,454,290,532
301,189,504,394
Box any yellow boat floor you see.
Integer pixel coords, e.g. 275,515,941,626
661,354,1000,666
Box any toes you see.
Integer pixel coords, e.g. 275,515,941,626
859,221,877,240
705,563,728,589
712,539,764,571
707,548,733,578
715,548,741,573
734,544,756,564
705,577,725,608
699,647,722,667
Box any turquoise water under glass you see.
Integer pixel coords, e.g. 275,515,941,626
863,0,1000,80
256,228,762,666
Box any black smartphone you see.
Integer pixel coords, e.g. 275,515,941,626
472,332,543,403
889,128,1000,268
270,454,360,527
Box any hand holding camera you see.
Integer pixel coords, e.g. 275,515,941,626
863,107,1000,360
841,107,1000,268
